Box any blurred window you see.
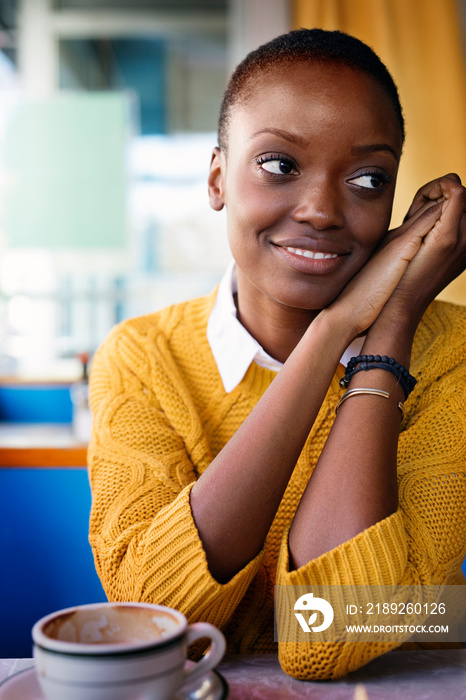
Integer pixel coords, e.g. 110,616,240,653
0,1,230,379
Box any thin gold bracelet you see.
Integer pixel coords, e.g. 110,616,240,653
335,387,405,421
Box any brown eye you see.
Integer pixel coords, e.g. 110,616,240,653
350,173,386,190
261,159,293,175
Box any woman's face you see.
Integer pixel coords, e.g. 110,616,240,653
209,62,403,315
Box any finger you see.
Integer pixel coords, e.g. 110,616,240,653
404,197,444,227
422,173,462,204
384,199,443,249
424,183,466,248
333,201,446,335
403,173,462,222
369,201,445,283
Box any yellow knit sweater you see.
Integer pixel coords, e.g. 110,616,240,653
88,289,466,680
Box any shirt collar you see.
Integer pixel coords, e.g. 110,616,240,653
207,262,364,393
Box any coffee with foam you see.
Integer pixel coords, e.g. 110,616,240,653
33,602,226,700
43,605,181,645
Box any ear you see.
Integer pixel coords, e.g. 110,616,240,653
208,147,226,211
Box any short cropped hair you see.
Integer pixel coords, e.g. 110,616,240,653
218,28,405,151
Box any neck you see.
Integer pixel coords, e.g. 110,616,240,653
234,279,321,364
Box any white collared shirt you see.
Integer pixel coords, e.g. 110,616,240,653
207,261,364,393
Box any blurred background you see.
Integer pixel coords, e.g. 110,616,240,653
0,0,463,385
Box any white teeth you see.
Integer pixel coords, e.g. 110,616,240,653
284,246,338,260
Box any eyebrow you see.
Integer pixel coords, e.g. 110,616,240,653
250,128,309,148
351,143,399,160
250,129,399,161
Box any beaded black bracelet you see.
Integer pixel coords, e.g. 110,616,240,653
342,363,411,399
339,355,417,399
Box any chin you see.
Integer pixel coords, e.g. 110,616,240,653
271,283,345,313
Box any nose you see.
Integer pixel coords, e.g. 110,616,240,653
291,179,345,230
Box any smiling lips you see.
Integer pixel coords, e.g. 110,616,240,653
282,246,339,260
273,242,347,275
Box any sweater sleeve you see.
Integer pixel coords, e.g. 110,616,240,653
88,320,264,632
277,345,466,680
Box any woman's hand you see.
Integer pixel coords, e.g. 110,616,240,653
324,193,444,338
378,174,466,329
326,174,466,341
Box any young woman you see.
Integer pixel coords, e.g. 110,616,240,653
88,29,466,680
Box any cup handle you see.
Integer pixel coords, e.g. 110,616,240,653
183,622,226,686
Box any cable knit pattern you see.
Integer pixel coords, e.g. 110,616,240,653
88,291,466,680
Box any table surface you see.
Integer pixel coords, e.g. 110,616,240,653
2,651,466,699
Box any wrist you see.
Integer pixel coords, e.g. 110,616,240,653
362,334,413,371
363,315,416,369
316,306,360,351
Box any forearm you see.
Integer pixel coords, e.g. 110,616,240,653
289,318,416,569
190,311,353,583
281,309,466,678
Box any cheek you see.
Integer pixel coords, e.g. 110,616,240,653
226,186,279,245
350,203,393,254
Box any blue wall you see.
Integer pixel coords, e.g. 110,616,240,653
0,468,107,658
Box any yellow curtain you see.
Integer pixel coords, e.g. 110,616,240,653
293,0,466,305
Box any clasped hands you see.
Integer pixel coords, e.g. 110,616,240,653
329,173,466,339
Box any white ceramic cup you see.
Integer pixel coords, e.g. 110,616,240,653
32,602,226,700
